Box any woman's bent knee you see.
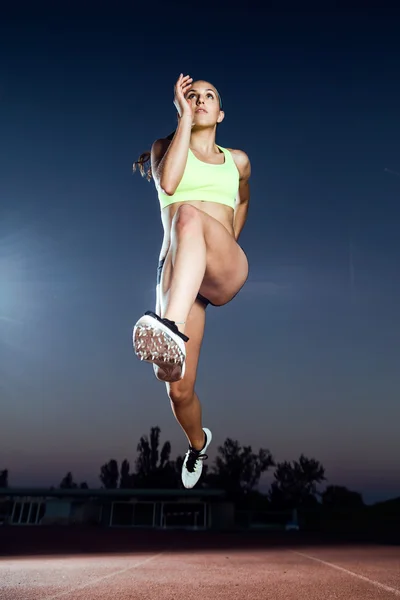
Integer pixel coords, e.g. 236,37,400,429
174,204,202,234
167,380,194,404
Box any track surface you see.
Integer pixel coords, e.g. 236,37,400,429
1,528,399,599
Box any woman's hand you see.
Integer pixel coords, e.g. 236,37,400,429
173,73,194,120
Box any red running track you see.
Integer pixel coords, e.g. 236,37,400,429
1,529,399,599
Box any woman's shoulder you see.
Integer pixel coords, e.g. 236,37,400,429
151,137,172,152
150,137,172,162
224,147,251,178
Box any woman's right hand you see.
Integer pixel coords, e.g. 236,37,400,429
173,74,194,120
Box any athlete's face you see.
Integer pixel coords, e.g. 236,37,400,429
185,80,224,126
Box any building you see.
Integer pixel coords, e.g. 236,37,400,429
0,487,235,530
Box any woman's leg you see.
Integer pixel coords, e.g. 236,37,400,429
157,284,210,488
133,203,247,381
162,204,207,335
163,298,211,488
154,281,205,451
163,300,206,451
162,204,248,333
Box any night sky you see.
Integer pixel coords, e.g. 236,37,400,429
1,7,400,504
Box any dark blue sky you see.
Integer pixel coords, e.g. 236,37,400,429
1,8,399,503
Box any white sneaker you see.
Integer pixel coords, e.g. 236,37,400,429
182,428,212,489
133,311,188,382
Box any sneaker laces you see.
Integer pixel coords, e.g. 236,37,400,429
185,447,208,473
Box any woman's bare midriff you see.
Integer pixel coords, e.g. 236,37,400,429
159,200,235,259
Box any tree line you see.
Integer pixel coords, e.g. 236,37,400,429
0,426,365,510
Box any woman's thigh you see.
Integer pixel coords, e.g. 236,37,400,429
198,210,249,306
157,206,248,309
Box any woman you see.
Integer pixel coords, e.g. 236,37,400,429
132,74,251,489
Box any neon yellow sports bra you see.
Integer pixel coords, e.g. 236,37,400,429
157,145,240,210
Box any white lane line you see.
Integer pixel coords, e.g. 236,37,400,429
291,550,400,596
27,551,166,600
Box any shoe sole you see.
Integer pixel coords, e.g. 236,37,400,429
133,315,186,382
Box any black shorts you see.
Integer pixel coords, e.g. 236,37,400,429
157,258,214,308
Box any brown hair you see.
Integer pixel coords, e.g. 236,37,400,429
132,131,175,182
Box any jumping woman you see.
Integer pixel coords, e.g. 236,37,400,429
132,74,251,489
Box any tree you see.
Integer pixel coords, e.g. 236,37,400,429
133,426,179,488
99,459,119,489
59,472,78,489
59,472,89,489
119,459,135,489
322,485,364,509
0,469,9,488
205,438,274,499
269,454,325,509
